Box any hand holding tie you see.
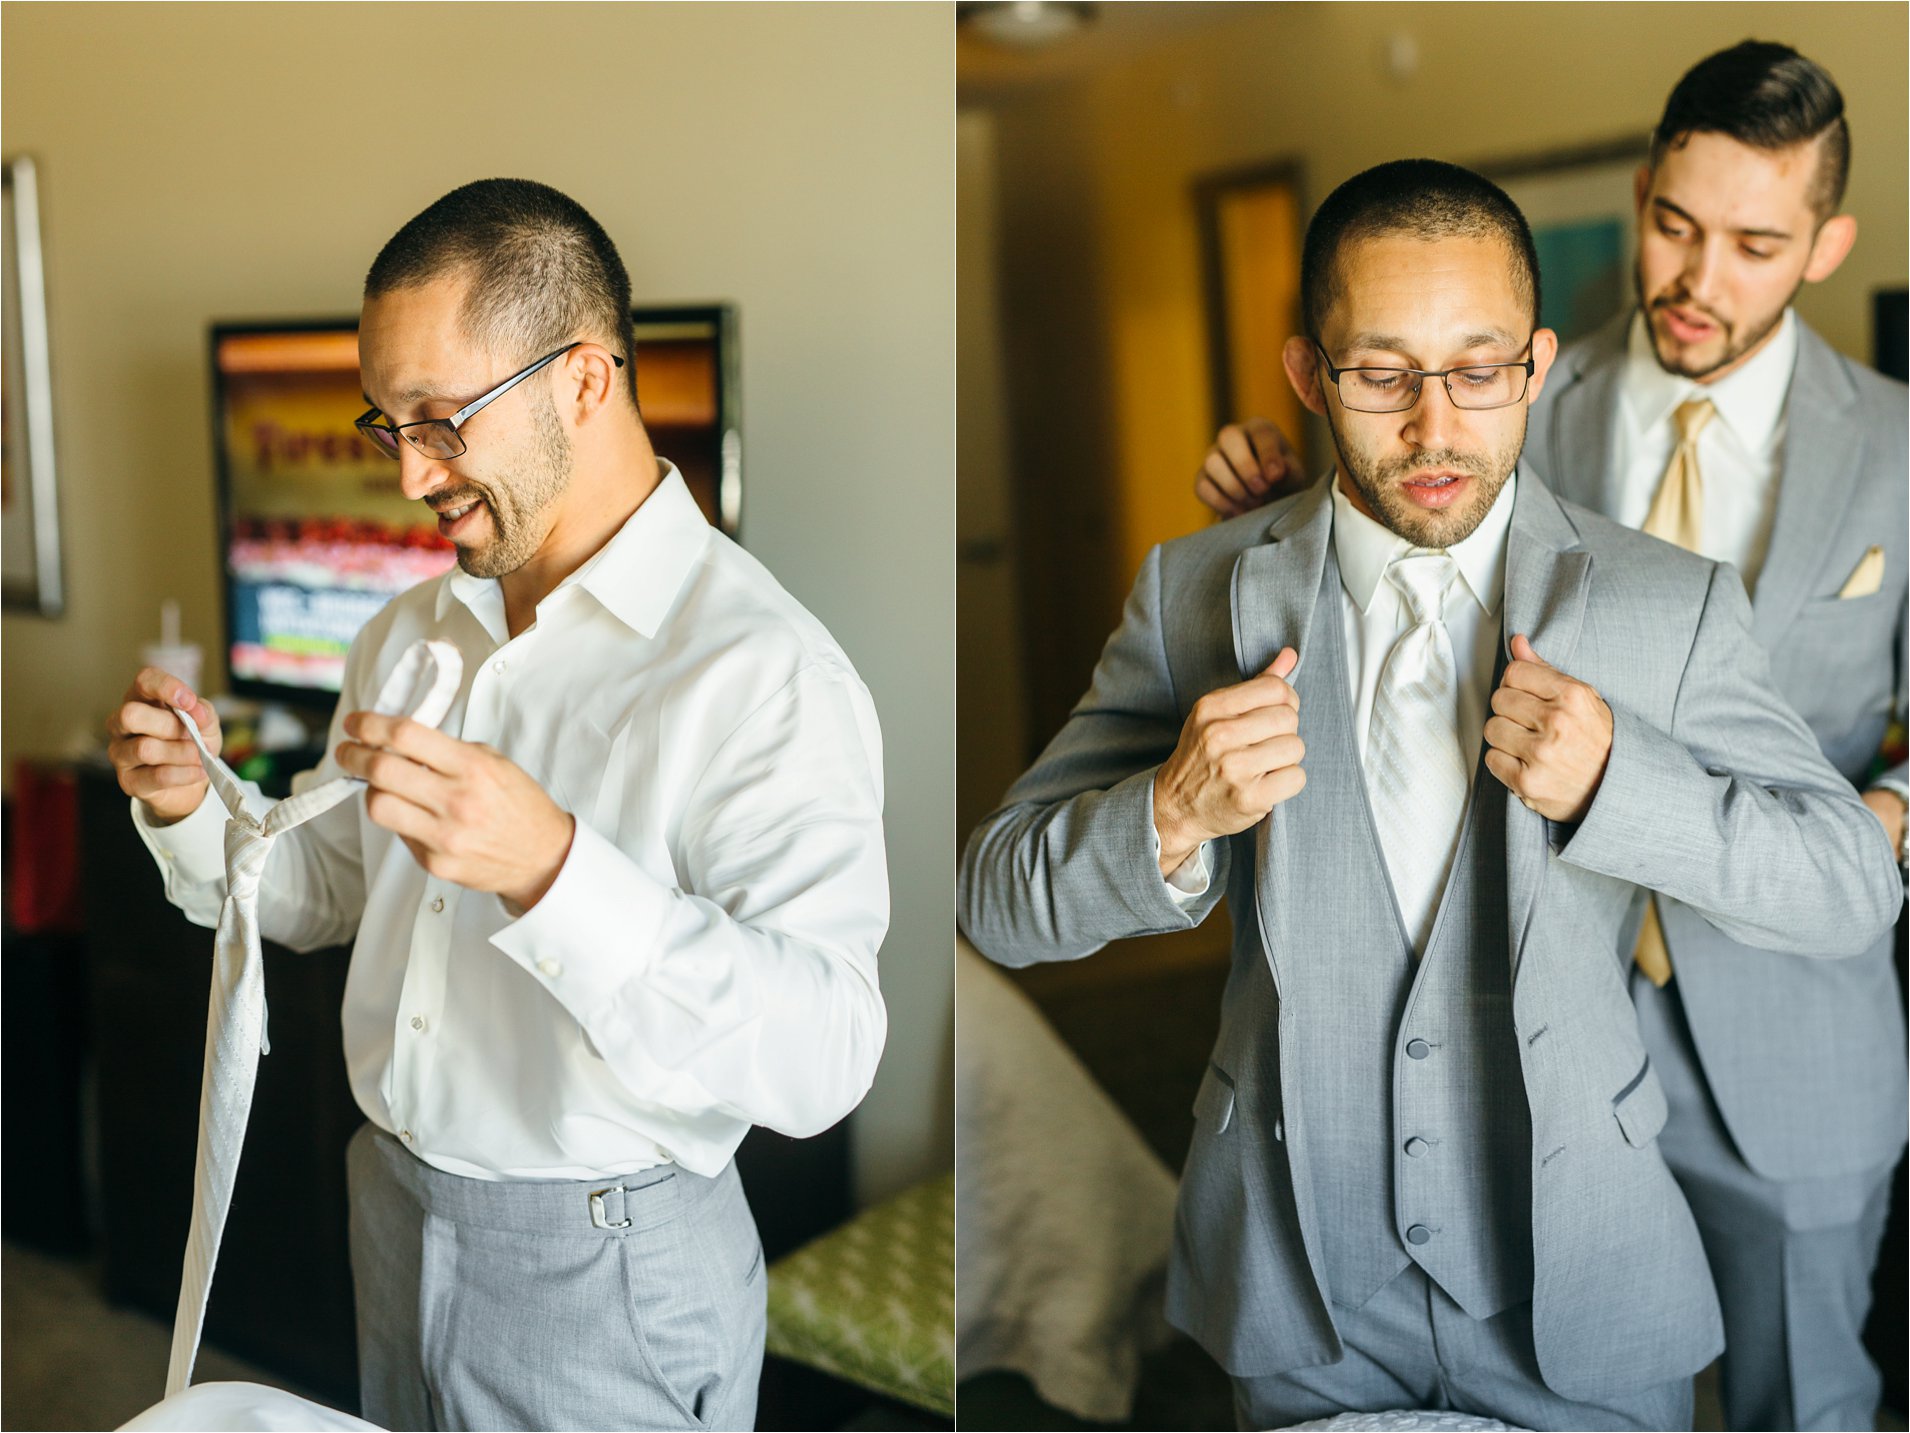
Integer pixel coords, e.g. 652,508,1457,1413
335,713,577,911
1484,633,1614,824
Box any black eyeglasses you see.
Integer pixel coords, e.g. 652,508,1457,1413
355,341,626,461
1313,340,1535,414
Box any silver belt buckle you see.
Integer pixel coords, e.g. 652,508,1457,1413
589,1184,632,1231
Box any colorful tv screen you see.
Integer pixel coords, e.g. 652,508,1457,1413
211,308,739,703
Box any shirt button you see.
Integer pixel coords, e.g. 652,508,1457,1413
1406,1039,1431,1060
492,659,507,674
537,958,563,979
431,896,445,913
410,1015,426,1032
1404,1137,1430,1158
1406,1224,1432,1245
399,1129,414,1144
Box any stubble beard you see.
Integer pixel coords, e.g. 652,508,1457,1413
1327,404,1524,549
1634,261,1800,382
452,390,575,579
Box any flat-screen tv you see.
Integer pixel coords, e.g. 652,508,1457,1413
210,306,739,706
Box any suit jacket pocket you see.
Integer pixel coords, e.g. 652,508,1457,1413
1193,1061,1235,1134
1612,1054,1668,1148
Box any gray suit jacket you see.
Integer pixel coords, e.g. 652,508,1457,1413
1530,312,1909,1183
959,475,1904,1399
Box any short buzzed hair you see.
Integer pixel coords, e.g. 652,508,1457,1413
1650,41,1850,221
365,178,638,405
1300,159,1540,341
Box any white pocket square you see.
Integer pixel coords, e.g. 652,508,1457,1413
1837,545,1885,599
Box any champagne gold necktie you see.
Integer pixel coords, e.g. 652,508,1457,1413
1633,397,1715,986
163,639,463,1397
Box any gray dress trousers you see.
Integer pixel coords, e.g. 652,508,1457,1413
346,1123,766,1431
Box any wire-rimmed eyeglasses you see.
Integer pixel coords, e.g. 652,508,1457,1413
355,341,626,461
1314,340,1535,414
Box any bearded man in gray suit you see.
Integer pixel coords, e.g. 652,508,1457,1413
960,157,1904,1430
1195,44,1907,1432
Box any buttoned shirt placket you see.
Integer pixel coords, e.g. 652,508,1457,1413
163,639,463,1396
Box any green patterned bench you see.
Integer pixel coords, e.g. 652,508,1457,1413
764,1171,955,1417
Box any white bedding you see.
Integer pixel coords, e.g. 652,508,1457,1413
954,939,1179,1422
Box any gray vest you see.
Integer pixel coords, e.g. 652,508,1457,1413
1279,550,1532,1319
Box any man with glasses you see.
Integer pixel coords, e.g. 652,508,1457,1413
1194,44,1907,1430
960,157,1902,1428
106,179,889,1431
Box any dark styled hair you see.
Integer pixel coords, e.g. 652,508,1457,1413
365,178,638,405
1650,41,1849,219
1300,159,1540,340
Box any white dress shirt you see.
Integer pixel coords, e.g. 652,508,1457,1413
136,462,889,1182
1614,307,1797,593
1164,471,1515,904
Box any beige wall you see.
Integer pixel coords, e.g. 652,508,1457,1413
979,1,1908,720
1,1,953,1203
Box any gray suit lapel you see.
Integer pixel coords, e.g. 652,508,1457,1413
1501,478,1593,987
1748,322,1862,646
1231,479,1335,1000
1541,313,1630,514
1230,478,1334,682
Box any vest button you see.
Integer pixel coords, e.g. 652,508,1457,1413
1404,1137,1429,1158
1406,1224,1432,1245
1406,1039,1430,1059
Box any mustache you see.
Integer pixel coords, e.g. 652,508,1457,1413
426,489,491,514
1372,448,1494,483
1649,290,1728,330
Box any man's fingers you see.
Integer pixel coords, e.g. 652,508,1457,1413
128,666,210,723
142,763,212,790
1199,668,1298,721
1509,633,1552,668
111,733,201,770
1483,747,1525,791
1265,646,1299,681
343,712,465,775
1226,731,1305,780
1217,425,1270,495
1488,686,1547,733
1195,472,1248,519
1483,715,1541,762
1201,449,1254,507
1248,762,1307,810
1250,417,1298,473
337,739,450,814
1500,658,1569,700
363,785,441,846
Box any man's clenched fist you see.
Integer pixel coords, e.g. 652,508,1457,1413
1483,633,1614,824
1153,647,1306,877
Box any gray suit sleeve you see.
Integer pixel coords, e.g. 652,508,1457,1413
959,546,1229,967
1561,561,1905,955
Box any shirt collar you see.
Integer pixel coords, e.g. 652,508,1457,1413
1330,467,1515,618
1622,306,1797,451
433,459,709,639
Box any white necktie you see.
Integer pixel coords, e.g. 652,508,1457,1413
1366,551,1470,954
163,639,463,1397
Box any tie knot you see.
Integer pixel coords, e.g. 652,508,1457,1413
1674,397,1715,445
1387,550,1459,625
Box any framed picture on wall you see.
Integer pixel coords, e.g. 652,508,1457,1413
3,155,63,616
1480,137,1648,347
1194,158,1310,473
